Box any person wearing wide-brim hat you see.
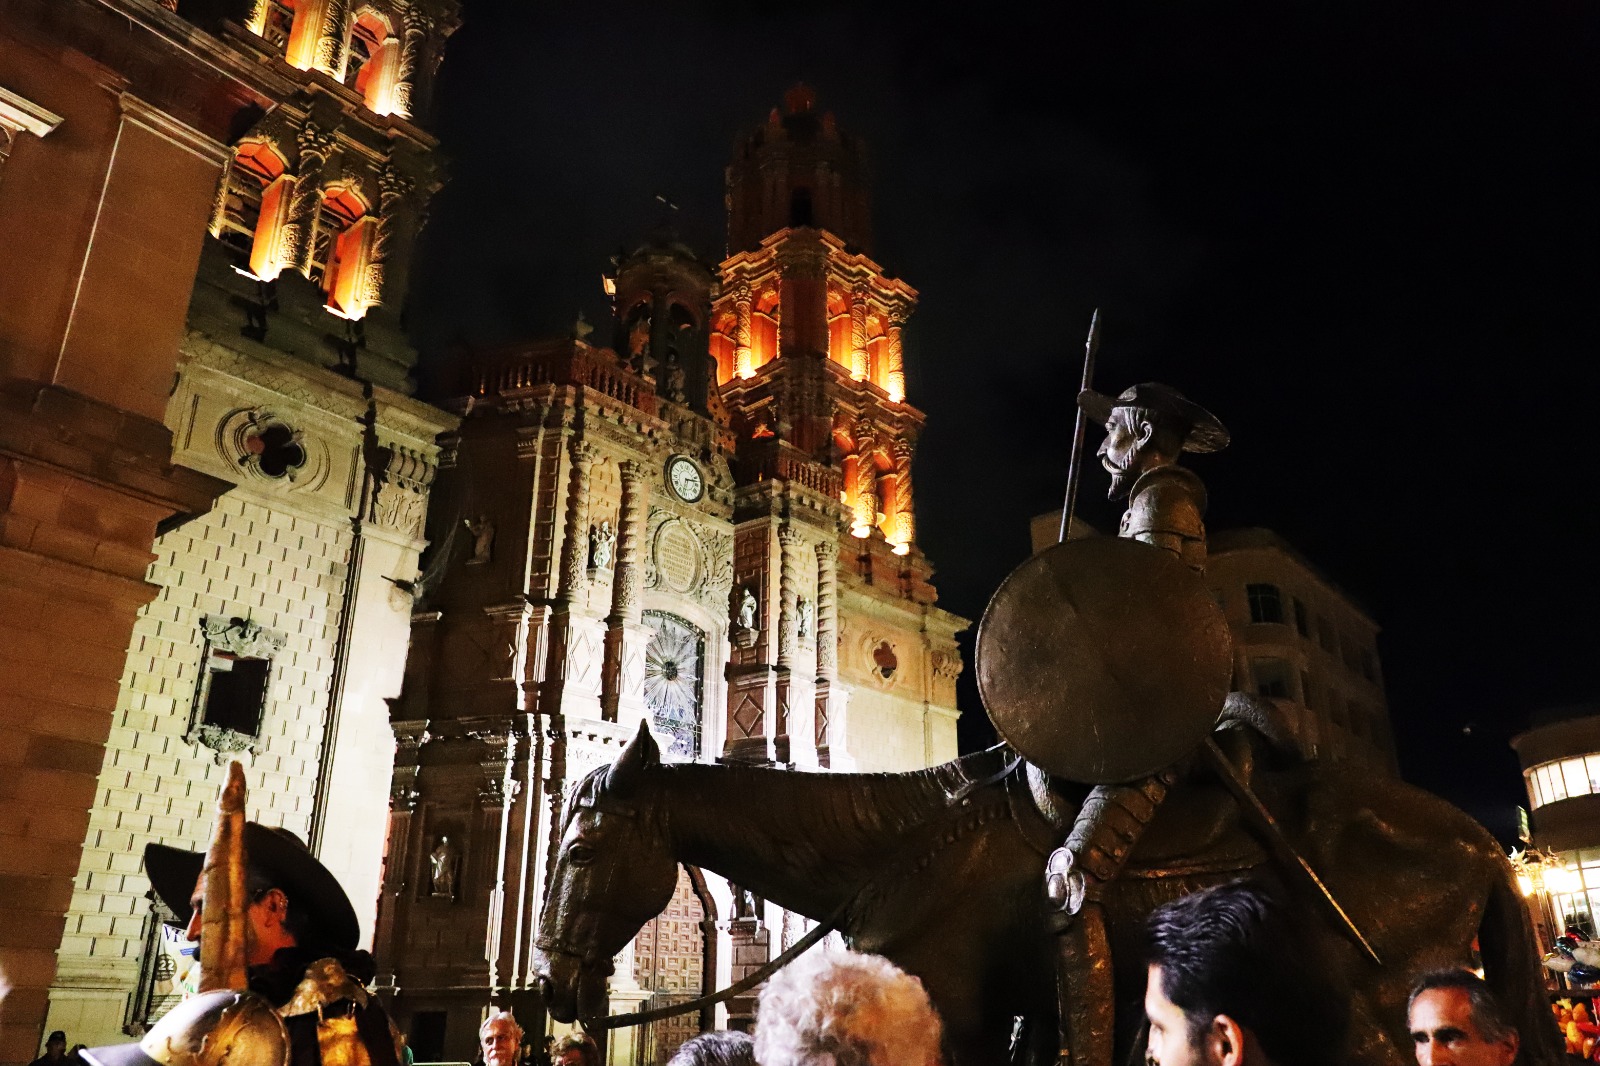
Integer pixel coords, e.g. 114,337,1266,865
143,822,364,1004
1075,381,1229,572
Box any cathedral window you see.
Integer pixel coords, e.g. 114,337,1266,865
310,186,376,318
214,141,291,281
642,611,705,760
710,311,736,383
751,288,779,368
344,10,400,114
249,0,317,68
185,615,285,760
258,0,296,50
826,289,850,366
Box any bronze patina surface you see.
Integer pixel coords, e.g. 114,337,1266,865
976,536,1232,784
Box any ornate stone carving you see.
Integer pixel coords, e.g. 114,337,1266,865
559,439,599,598
731,585,759,650
201,614,287,659
613,461,649,621
776,526,803,666
814,539,838,680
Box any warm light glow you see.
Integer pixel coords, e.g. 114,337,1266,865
850,525,870,539
736,344,754,379
891,543,910,556
887,374,905,404
1548,865,1582,895
850,349,868,381
1517,872,1536,898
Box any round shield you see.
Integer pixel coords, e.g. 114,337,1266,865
976,537,1233,785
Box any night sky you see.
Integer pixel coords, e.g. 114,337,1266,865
408,0,1600,844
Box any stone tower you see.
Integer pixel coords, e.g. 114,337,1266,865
37,0,461,1049
714,85,962,774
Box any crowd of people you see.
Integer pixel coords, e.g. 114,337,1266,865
469,880,1527,1066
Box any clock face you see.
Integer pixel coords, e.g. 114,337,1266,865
667,456,704,502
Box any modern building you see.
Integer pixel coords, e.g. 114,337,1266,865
1028,518,1396,771
375,87,968,1064
1512,706,1600,941
29,0,461,1050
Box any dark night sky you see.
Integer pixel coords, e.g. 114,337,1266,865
408,0,1600,843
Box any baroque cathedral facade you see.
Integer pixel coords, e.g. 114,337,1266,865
375,86,967,1062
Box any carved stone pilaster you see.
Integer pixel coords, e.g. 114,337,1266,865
611,460,649,623
849,285,870,381
776,526,803,669
814,539,838,681
892,438,915,552
558,439,599,600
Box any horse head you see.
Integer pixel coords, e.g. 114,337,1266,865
533,722,680,1024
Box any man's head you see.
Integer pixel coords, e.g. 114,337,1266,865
1407,970,1519,1066
145,823,359,968
45,1032,67,1059
552,1034,598,1066
665,1031,757,1066
479,1010,523,1066
752,948,943,1066
1077,384,1229,500
1143,880,1349,1066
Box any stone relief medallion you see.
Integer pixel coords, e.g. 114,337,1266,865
653,518,704,594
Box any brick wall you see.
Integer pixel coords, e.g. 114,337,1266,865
46,493,351,1047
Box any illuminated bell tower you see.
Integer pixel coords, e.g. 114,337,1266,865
714,87,962,772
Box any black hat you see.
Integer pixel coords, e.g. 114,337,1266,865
1076,383,1230,453
143,823,359,952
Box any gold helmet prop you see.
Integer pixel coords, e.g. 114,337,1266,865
81,990,289,1066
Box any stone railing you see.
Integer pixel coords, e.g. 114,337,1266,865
471,341,657,416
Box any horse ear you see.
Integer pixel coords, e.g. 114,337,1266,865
607,720,660,797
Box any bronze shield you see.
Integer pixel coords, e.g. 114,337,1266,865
976,537,1233,784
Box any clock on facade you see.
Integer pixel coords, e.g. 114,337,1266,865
665,455,704,503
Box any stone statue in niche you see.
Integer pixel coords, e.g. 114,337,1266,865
662,354,687,404
797,597,814,641
589,520,615,570
731,586,760,650
464,516,494,564
428,835,460,899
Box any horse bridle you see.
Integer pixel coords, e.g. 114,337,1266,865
535,786,662,968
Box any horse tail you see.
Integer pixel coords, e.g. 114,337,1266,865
1479,853,1562,1062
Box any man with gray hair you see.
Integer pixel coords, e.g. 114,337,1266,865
752,948,943,1066
478,1010,522,1066
1406,970,1520,1066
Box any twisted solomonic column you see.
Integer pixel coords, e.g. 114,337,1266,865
611,460,650,623
814,539,838,682
776,526,804,669
558,440,599,601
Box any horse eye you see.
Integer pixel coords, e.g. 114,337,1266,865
567,843,595,865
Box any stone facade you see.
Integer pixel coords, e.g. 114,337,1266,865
374,89,968,1064
34,0,461,1051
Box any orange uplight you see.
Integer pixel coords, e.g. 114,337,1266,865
891,543,910,556
850,525,871,539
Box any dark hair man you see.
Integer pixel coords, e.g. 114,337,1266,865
666,1031,757,1066
27,1030,68,1066
552,1034,599,1066
1407,970,1519,1066
1143,880,1349,1066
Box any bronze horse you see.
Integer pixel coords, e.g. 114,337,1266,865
532,724,1559,1065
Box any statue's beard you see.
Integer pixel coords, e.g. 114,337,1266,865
1104,459,1135,500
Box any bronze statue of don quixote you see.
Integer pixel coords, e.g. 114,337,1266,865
532,315,1561,1065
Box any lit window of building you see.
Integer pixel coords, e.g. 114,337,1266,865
1246,582,1284,625
214,141,291,281
1526,755,1600,810
259,0,295,50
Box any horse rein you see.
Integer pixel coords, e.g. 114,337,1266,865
567,755,1024,1032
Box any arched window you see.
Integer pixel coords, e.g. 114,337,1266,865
251,0,320,69
642,611,705,760
826,289,850,366
311,186,376,319
710,311,736,384
214,141,291,281
751,288,780,369
257,0,296,50
345,10,400,115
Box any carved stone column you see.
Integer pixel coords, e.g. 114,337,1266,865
283,120,338,278
776,526,802,670
733,282,754,379
886,316,907,403
603,460,651,728
313,0,351,77
891,439,915,554
558,439,599,601
357,162,416,317
849,285,870,381
391,11,433,119
813,539,845,768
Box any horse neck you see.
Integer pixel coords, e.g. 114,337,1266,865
654,762,953,918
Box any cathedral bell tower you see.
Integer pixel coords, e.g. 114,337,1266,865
712,87,962,772
606,228,721,416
